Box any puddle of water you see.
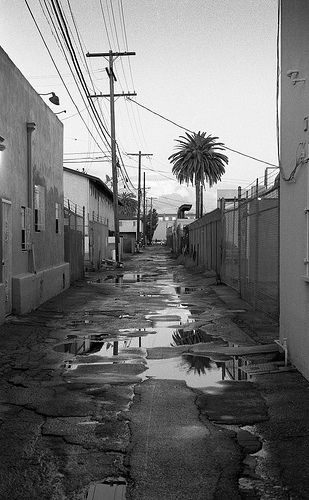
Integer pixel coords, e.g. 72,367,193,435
144,356,227,388
54,337,105,355
87,478,126,500
99,273,160,285
175,286,202,294
141,307,193,349
140,293,161,298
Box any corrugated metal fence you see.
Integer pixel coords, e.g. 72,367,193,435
64,201,85,282
185,209,222,275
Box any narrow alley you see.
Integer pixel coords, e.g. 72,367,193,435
1,247,309,500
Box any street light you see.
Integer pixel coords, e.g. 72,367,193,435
55,110,66,115
38,92,60,105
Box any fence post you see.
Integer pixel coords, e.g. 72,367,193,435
219,197,225,279
254,178,259,310
68,199,71,231
238,186,242,296
82,206,85,268
277,181,280,317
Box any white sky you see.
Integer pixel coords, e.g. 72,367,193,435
1,0,278,213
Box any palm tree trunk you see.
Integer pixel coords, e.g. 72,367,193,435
195,180,200,218
200,185,203,217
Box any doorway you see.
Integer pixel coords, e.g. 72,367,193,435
1,199,12,315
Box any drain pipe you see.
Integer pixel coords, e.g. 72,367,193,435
27,122,36,273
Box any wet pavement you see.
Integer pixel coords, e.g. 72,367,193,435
0,246,309,499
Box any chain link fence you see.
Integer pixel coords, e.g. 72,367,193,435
221,178,279,320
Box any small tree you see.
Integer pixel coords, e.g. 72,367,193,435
145,208,159,244
119,191,138,218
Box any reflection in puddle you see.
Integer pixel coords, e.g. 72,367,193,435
86,478,126,500
171,328,220,347
175,286,202,294
96,273,160,284
145,356,227,388
53,336,105,355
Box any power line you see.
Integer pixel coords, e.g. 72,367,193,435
40,0,111,151
50,0,111,146
24,0,110,157
126,97,279,168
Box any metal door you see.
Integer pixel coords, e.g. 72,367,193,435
1,199,12,314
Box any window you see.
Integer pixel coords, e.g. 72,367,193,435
34,185,45,232
21,206,32,250
55,203,60,233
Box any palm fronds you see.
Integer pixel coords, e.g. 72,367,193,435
168,131,228,187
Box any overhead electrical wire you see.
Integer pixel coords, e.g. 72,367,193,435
126,97,279,168
24,0,111,157
50,0,111,144
42,0,137,192
39,0,111,153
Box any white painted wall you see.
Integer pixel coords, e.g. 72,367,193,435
280,0,309,379
119,219,137,233
63,170,89,212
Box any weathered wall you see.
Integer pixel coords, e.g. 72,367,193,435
280,0,309,379
0,46,68,318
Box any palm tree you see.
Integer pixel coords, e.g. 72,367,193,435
168,131,228,218
119,191,138,217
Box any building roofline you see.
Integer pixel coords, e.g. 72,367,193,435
63,166,122,204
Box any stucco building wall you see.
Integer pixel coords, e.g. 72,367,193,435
280,0,309,379
0,46,69,320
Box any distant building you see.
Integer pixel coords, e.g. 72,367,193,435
153,211,195,241
0,46,69,322
63,167,122,268
217,189,238,207
119,216,143,253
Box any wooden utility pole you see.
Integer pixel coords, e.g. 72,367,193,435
127,151,153,245
143,172,146,246
87,50,136,264
150,196,153,243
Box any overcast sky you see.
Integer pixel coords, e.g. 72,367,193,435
1,0,278,213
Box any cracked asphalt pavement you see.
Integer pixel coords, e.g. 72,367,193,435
1,246,309,499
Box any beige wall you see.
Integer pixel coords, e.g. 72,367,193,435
280,0,309,379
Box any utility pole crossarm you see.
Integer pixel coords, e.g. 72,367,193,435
127,153,153,157
90,93,137,98
86,51,136,58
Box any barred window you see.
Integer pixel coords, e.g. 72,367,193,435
34,185,45,232
55,202,60,234
21,206,32,250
